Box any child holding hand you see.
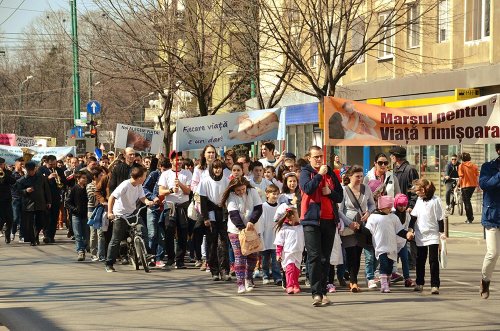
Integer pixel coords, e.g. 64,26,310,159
274,207,304,294
365,196,414,293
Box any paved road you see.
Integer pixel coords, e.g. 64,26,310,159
0,213,497,331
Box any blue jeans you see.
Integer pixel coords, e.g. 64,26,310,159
72,215,88,253
147,208,160,253
398,244,410,279
378,253,394,275
12,198,23,237
364,247,378,281
261,249,282,282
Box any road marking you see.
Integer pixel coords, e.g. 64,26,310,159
442,278,495,290
449,230,483,238
206,289,267,306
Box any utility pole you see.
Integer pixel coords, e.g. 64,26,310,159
70,0,81,123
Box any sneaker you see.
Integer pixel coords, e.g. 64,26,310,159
390,273,404,283
286,286,294,294
245,279,255,292
91,255,99,262
77,251,85,262
431,287,439,295
194,260,202,268
304,278,311,288
121,258,129,265
221,271,232,281
11,234,15,241
175,264,187,269
404,278,416,287
327,283,336,293
105,265,116,273
414,285,423,292
98,257,106,262
155,261,166,268
212,275,220,281
367,279,378,289
262,278,271,285
18,237,24,243
200,260,207,271
237,284,246,294
480,279,490,299
293,286,301,294
350,283,360,293
321,295,332,306
275,280,283,287
312,295,322,307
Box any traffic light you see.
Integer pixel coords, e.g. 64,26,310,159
86,120,98,138
90,127,97,138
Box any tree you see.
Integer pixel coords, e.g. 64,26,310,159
259,0,440,99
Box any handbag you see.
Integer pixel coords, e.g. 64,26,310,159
345,185,373,248
238,228,263,256
439,238,448,269
187,199,202,222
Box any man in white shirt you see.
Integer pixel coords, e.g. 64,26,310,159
159,151,192,268
105,166,154,272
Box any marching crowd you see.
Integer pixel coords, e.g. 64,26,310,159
0,142,499,306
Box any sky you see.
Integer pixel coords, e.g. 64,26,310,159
0,0,96,47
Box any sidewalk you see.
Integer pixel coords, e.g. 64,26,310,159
446,212,484,239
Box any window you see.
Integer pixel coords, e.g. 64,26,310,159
352,18,365,64
438,0,449,42
378,11,394,59
465,0,490,41
407,3,420,48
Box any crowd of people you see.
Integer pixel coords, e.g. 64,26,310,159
0,142,498,305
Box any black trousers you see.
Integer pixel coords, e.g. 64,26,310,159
24,211,46,244
206,220,229,276
416,244,440,287
345,245,363,284
165,202,189,266
0,200,13,239
445,182,454,206
303,220,336,297
461,187,475,221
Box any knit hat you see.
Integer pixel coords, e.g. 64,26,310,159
394,193,408,208
368,179,383,193
378,195,394,210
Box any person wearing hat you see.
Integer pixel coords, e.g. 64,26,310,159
479,144,500,299
389,146,419,210
15,161,52,246
0,157,16,243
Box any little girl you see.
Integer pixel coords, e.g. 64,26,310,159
274,207,305,294
278,172,300,206
365,196,414,293
264,165,282,191
393,193,415,287
409,178,446,295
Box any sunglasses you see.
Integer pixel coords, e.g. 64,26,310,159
451,158,457,161
377,161,389,166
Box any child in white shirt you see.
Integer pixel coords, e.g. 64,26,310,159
274,207,305,295
365,195,414,293
409,179,447,295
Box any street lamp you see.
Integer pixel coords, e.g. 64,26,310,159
18,75,34,136
140,92,155,124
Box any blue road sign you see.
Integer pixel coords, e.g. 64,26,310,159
86,100,101,115
77,126,84,138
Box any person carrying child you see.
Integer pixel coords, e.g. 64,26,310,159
274,207,305,295
409,179,447,294
365,196,415,293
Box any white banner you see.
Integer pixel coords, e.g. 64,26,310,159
16,136,37,147
115,124,163,153
0,146,76,165
176,107,286,151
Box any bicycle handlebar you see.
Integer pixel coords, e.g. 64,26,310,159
120,205,149,227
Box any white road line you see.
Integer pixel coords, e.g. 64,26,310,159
206,289,267,306
442,278,495,290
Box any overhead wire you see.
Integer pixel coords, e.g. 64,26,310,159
0,0,27,27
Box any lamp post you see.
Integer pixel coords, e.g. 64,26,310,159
140,92,155,125
18,75,34,136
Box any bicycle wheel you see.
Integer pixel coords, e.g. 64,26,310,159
449,195,455,215
134,237,150,273
128,241,140,270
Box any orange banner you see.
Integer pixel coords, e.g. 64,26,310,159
324,95,500,146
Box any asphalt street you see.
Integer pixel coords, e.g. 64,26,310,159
0,213,497,331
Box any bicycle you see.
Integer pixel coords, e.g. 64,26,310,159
120,205,151,273
448,178,464,216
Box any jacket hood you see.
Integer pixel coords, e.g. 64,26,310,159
461,161,475,168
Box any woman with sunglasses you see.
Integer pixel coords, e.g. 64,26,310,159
363,153,402,287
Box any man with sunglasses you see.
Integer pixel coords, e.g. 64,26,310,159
389,146,419,211
443,154,460,211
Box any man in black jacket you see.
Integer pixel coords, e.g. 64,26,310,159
16,162,52,246
444,154,460,210
109,148,140,193
0,157,16,243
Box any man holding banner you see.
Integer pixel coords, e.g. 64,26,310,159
299,146,343,307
